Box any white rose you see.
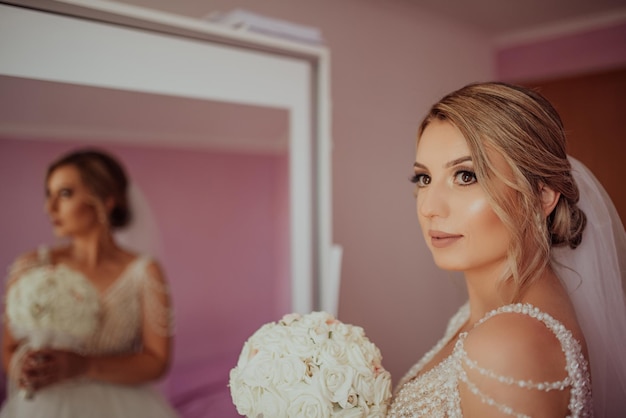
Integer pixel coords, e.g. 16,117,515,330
337,389,360,410
318,338,350,367
355,341,379,367
283,325,320,359
273,355,307,388
285,382,332,418
345,344,372,376
253,324,290,354
236,340,255,369
334,405,366,418
240,351,278,388
352,372,375,405
257,388,289,417
370,371,392,406
280,312,301,325
329,322,351,339
309,324,332,345
319,364,354,404
229,373,262,417
297,311,334,332
303,357,320,381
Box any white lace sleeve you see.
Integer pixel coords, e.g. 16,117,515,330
140,259,175,337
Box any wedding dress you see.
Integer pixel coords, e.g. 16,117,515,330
0,247,179,418
387,302,592,417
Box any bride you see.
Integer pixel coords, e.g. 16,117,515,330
1,149,179,417
388,82,626,417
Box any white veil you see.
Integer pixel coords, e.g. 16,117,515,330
552,157,626,417
114,182,163,259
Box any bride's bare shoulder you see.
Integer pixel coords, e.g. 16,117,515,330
459,307,574,417
464,309,567,377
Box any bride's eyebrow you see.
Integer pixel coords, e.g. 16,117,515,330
446,156,472,168
413,156,472,170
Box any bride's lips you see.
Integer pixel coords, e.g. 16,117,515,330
428,230,463,248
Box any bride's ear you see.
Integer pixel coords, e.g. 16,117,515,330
540,184,560,217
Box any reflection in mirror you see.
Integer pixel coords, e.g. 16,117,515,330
0,75,291,413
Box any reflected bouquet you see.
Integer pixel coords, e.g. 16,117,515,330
229,311,392,418
6,265,102,398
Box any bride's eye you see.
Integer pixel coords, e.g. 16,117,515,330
454,170,477,186
59,188,74,198
410,173,430,187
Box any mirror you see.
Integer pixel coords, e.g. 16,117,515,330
0,2,332,413
0,74,292,411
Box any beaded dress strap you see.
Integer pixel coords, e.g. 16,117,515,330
454,303,591,418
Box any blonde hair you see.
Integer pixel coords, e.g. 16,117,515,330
419,82,586,301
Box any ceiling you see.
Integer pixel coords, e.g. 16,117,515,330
2,0,624,152
410,0,626,37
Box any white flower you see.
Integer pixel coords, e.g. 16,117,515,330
239,350,278,389
273,356,307,389
6,265,101,350
280,312,301,325
320,364,354,404
371,371,393,406
229,371,261,417
286,383,332,418
257,388,289,417
334,406,367,418
229,311,392,417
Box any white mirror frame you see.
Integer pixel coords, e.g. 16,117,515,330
0,0,333,315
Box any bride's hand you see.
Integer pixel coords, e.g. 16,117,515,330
20,349,89,391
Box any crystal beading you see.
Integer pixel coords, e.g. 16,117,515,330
387,302,593,417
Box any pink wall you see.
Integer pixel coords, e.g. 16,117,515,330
116,0,493,384
496,21,626,82
0,138,289,415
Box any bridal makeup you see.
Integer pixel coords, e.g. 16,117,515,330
412,119,511,276
45,165,101,237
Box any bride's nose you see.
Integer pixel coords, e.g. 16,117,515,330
417,183,449,219
44,196,57,214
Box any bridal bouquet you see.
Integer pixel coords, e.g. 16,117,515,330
229,311,392,418
6,265,102,398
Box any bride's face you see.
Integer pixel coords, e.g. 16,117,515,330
413,119,512,276
45,164,102,237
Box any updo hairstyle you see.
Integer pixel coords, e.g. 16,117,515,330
46,148,132,229
418,82,587,300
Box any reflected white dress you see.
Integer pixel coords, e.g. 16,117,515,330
388,302,593,417
0,247,179,418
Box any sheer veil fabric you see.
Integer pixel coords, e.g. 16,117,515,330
114,182,163,259
553,157,626,416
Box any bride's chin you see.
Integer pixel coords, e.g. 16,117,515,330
431,256,465,272
51,227,72,239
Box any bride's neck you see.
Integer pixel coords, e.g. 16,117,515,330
463,264,517,324
464,266,558,324
69,232,120,268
